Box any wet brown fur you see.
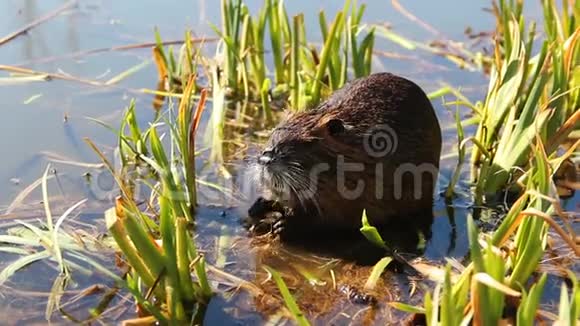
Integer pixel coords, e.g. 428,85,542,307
254,72,442,233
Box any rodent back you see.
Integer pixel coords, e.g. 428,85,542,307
269,72,441,166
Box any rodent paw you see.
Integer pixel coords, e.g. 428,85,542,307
272,216,287,236
245,211,283,236
247,197,274,219
248,197,286,220
246,197,298,240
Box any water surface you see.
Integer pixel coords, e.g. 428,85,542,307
1,1,573,325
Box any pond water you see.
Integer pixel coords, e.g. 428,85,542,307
0,0,576,325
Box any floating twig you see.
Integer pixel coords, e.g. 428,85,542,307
391,0,440,36
0,64,104,87
14,37,219,67
0,0,77,46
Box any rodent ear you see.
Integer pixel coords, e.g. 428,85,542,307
326,118,345,135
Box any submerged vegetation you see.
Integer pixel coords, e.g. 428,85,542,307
0,0,578,324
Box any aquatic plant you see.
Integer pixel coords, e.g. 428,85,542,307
137,0,376,163
394,137,579,324
0,166,111,322
468,0,579,202
2,0,574,323
151,0,374,113
392,1,580,323
265,266,311,326
338,2,580,323
86,77,212,323
152,29,202,95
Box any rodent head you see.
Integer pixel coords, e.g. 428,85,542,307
263,109,355,162
252,102,368,209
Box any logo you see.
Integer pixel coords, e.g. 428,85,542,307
363,124,398,157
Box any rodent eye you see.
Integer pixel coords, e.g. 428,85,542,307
326,119,345,135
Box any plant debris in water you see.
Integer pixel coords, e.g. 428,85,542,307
0,0,578,324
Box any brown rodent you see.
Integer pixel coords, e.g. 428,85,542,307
248,72,442,239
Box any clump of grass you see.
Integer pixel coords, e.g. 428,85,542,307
86,77,212,323
148,0,378,163
162,0,375,113
467,0,579,202
394,137,579,324
151,29,202,106
364,1,580,322
195,0,374,162
146,0,376,163
409,1,580,322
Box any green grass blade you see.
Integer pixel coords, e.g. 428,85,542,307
389,302,425,314
311,11,344,106
264,266,311,326
364,257,392,290
517,273,547,325
41,165,54,231
0,250,51,286
359,209,387,249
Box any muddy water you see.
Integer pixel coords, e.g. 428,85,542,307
1,1,574,325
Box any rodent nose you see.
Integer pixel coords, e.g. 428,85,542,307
258,150,274,165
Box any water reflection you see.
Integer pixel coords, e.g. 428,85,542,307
444,202,458,255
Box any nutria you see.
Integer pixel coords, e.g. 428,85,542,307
248,72,442,240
